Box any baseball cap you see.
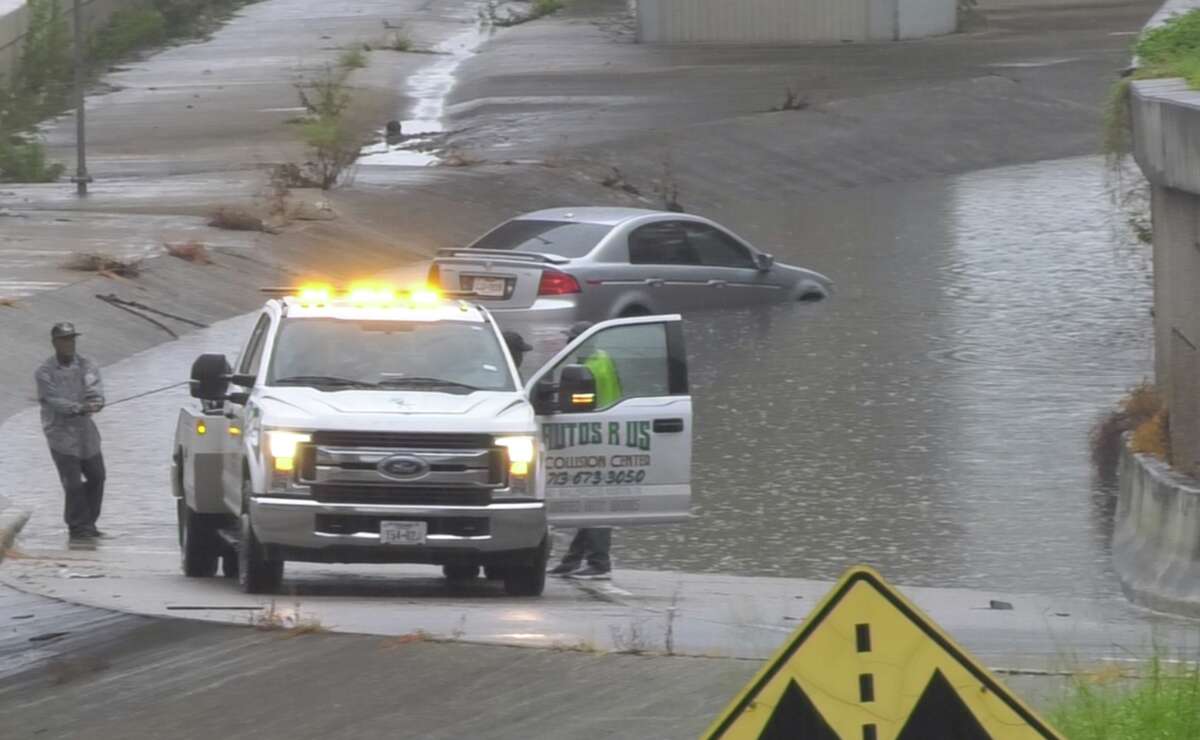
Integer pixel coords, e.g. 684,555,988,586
51,322,80,339
564,321,593,341
502,331,532,352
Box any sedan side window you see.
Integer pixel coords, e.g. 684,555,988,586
238,314,272,378
629,223,700,266
683,223,756,269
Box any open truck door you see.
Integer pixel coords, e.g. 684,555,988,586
526,315,693,527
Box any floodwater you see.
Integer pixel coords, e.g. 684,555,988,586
619,155,1154,600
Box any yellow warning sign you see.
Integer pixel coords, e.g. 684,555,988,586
703,566,1063,740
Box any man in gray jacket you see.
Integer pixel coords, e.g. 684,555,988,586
35,323,107,544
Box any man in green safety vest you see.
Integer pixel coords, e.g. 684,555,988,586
584,344,622,409
549,322,621,581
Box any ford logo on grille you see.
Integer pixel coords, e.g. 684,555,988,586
378,455,429,480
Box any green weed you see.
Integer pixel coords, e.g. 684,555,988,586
0,134,64,182
338,46,368,70
91,7,168,62
1105,10,1200,159
1050,658,1200,739
387,32,412,52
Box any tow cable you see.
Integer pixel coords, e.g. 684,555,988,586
105,381,191,408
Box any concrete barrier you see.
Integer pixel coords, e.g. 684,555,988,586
1113,0,1200,617
635,0,956,44
1128,1,1200,477
1114,444,1200,616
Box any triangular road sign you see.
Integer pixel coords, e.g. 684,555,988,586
702,566,1063,740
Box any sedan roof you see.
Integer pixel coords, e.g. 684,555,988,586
513,207,665,227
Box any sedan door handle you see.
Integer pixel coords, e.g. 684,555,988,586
646,278,665,287
707,280,727,288
653,418,685,433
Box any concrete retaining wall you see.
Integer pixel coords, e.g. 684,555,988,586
1130,81,1200,477
0,0,141,86
1114,444,1200,616
1113,0,1200,617
635,0,956,44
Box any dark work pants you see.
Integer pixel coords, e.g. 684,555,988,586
50,451,105,536
560,528,612,571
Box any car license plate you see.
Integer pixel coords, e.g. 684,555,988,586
471,277,507,298
380,521,427,546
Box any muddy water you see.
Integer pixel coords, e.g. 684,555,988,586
619,156,1153,599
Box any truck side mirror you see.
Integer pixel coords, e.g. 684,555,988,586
558,365,597,413
532,376,558,415
190,353,231,401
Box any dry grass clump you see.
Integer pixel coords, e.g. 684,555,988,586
63,252,142,277
0,297,18,308
1130,408,1171,461
251,601,329,636
1091,381,1167,479
208,206,267,232
164,241,211,264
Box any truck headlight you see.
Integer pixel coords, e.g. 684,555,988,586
266,430,311,472
496,436,535,478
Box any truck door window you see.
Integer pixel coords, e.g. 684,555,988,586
238,314,272,377
549,323,669,410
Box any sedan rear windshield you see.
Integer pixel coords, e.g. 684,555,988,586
469,220,613,258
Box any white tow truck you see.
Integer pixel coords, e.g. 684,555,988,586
171,284,694,596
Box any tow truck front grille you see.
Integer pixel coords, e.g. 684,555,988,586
316,515,489,537
311,431,493,450
311,485,491,507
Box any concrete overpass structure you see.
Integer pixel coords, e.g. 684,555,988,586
636,0,958,44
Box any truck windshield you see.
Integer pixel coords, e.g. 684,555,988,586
267,318,514,393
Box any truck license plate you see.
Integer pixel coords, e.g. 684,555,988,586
380,521,427,545
471,277,507,297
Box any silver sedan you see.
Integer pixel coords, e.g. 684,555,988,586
429,207,833,343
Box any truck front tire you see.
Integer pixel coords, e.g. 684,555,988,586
503,538,549,597
179,500,220,578
238,510,283,594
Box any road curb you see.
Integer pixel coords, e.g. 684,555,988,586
0,505,31,564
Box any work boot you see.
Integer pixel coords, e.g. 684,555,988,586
566,565,611,581
67,532,96,550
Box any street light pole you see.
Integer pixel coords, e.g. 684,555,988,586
71,0,91,196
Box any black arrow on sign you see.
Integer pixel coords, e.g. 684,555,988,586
757,680,839,740
897,669,992,740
